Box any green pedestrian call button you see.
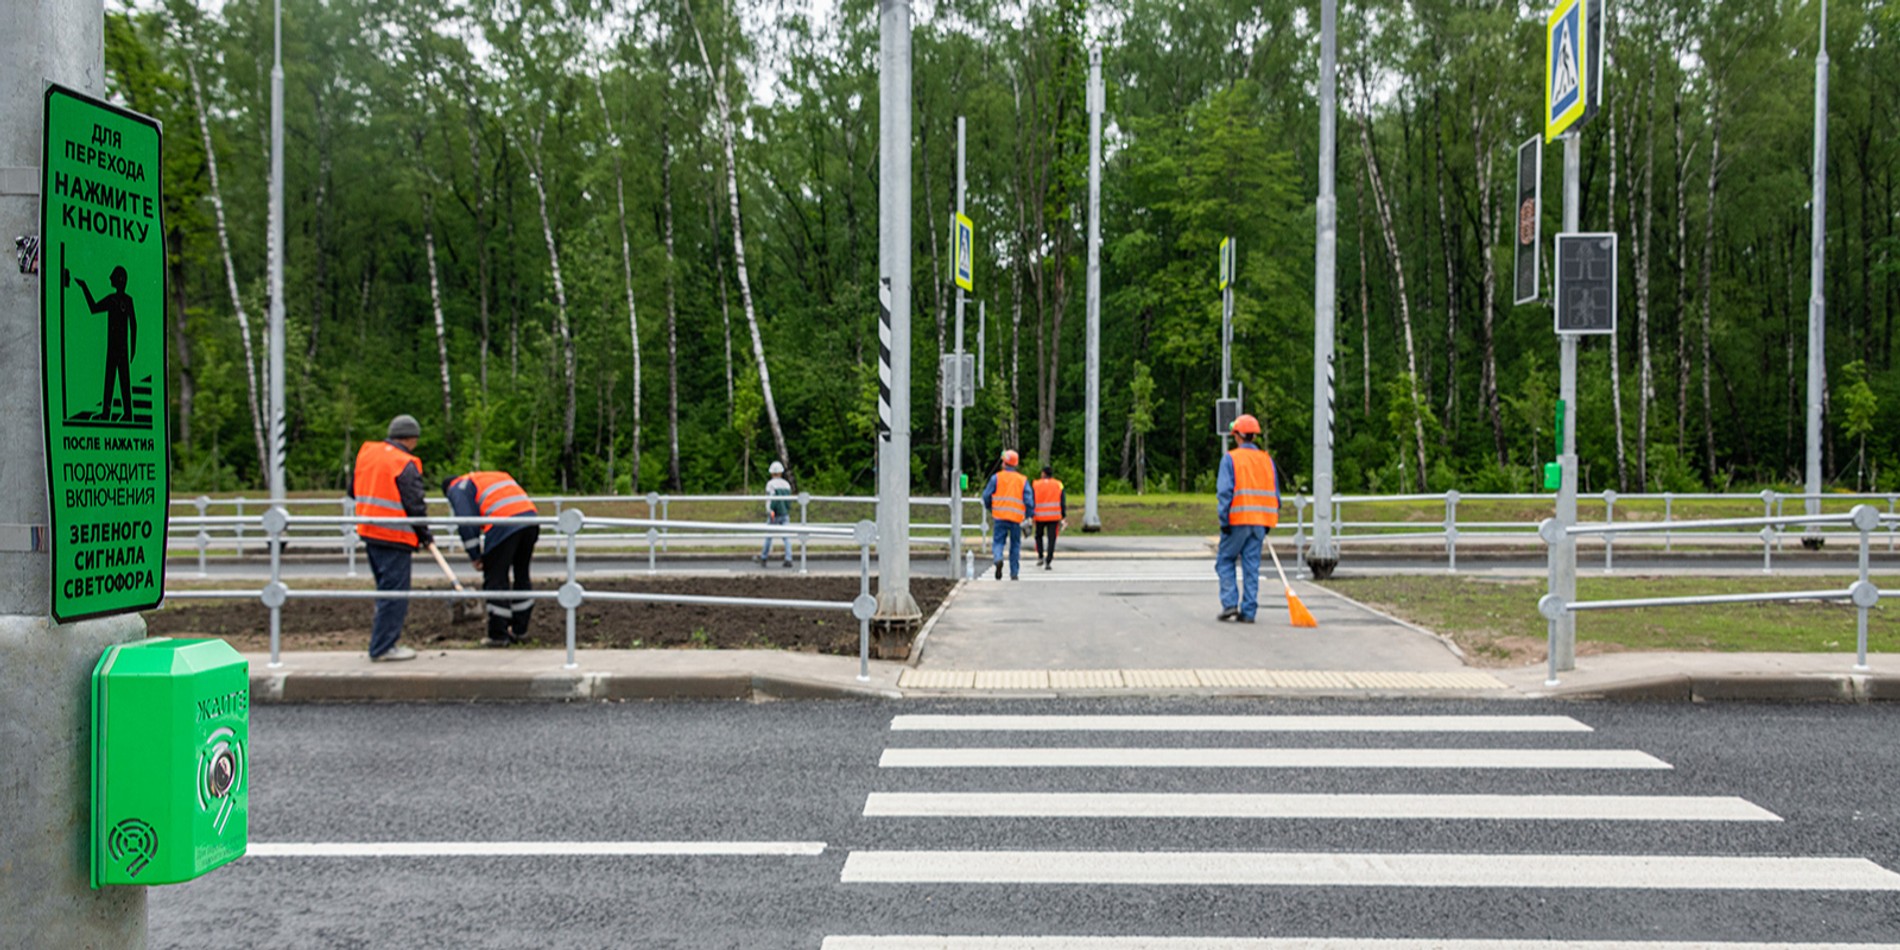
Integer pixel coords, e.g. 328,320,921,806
91,638,249,888
41,84,169,623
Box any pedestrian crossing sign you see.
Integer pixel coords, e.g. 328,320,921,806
1545,0,1587,141
954,213,974,292
1219,237,1234,291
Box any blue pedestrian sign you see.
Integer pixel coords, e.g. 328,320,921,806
953,213,974,292
1545,0,1587,141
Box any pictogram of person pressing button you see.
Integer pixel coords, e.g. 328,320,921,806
75,265,137,423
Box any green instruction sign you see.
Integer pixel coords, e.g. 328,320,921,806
41,85,169,623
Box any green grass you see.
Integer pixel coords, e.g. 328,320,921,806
1322,574,1900,665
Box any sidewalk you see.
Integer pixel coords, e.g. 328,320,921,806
233,542,1900,703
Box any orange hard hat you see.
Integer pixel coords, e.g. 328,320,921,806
1230,413,1261,435
1002,449,1020,466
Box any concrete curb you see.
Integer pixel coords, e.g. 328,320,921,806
1524,672,1900,703
1305,583,1468,662
247,669,902,704
907,577,971,664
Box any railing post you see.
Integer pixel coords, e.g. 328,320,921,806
1663,492,1673,552
1888,496,1896,552
1537,517,1564,686
1294,495,1308,573
553,499,566,559
235,496,246,553
1852,505,1877,672
340,496,358,578
1444,490,1460,574
559,508,584,670
1602,490,1616,574
1761,489,1777,563
263,506,289,669
646,527,658,575
194,494,210,577
1760,525,1775,574
853,520,877,682
660,498,670,552
799,492,812,574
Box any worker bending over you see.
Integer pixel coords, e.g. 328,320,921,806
1214,414,1280,623
351,414,432,661
445,470,540,647
982,450,1033,580
1031,465,1066,571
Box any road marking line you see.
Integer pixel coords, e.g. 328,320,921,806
822,939,1900,949
838,850,1900,889
878,748,1670,770
861,792,1779,822
890,715,1592,733
248,841,827,858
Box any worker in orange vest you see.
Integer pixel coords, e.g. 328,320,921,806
350,414,433,661
1031,465,1067,571
445,470,541,647
982,449,1034,580
1215,413,1280,623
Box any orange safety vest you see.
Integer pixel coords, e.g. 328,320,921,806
1032,478,1065,522
354,441,424,547
1226,447,1280,528
461,471,537,532
991,470,1028,524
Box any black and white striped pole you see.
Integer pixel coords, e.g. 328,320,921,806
1307,0,1340,578
875,0,920,625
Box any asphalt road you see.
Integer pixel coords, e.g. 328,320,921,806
148,699,1900,949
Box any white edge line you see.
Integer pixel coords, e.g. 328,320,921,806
248,841,827,858
821,939,1900,950
860,793,1782,822
889,715,1593,733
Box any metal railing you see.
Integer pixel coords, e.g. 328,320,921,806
1537,504,1885,685
164,507,883,680
166,492,986,577
1283,489,1900,573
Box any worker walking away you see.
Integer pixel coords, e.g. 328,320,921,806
1215,414,1279,623
351,414,433,661
757,460,795,567
1031,465,1067,571
982,450,1033,580
444,470,540,647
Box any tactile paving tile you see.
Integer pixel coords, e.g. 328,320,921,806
1048,669,1122,689
897,669,975,689
1121,669,1203,688
972,670,1049,690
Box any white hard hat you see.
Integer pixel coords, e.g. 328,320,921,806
769,461,785,474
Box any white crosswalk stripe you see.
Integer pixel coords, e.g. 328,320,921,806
862,792,1781,822
830,711,1900,946
879,746,1671,770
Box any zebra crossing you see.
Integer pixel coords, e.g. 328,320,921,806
825,710,1900,948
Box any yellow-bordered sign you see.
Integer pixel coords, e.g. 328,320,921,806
1545,0,1587,142
1218,236,1234,290
953,213,974,292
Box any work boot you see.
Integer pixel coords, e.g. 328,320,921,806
782,559,794,568
995,560,1003,580
755,554,768,566
1043,561,1053,571
1216,607,1239,622
372,645,417,662
480,637,512,648
1237,615,1256,624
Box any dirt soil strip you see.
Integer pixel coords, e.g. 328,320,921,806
146,576,953,656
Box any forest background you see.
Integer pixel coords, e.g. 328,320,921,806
102,0,1899,499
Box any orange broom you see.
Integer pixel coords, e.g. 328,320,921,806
1265,541,1319,628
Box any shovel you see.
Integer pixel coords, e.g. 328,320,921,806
425,543,482,625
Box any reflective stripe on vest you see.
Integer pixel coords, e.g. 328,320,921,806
1226,448,1280,528
992,470,1028,523
464,471,537,534
1032,478,1064,522
354,441,423,546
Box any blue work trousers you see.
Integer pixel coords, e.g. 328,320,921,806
366,540,415,658
759,511,793,561
991,520,1023,579
1215,525,1267,620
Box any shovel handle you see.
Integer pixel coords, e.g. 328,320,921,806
425,543,468,593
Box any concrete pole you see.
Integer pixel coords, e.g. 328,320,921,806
1805,0,1828,529
1083,47,1103,531
875,0,919,622
1306,0,1339,577
268,0,286,505
0,1,149,945
1554,132,1581,672
952,115,965,569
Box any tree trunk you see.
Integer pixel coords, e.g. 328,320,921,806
1673,88,1695,457
166,223,195,451
423,192,453,432
186,59,267,479
1357,101,1429,490
595,76,642,493
1354,162,1373,420
707,188,735,421
1606,73,1628,491
921,121,948,491
1434,113,1459,439
1634,59,1658,490
1472,100,1505,467
519,124,577,486
1699,89,1722,480
661,120,682,490
462,77,492,402
688,6,789,467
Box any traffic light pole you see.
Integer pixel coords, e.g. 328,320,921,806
0,2,149,945
1083,47,1103,532
952,116,966,570
875,0,920,625
1553,132,1581,673
1306,0,1340,577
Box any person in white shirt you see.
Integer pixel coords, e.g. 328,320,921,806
757,460,795,567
